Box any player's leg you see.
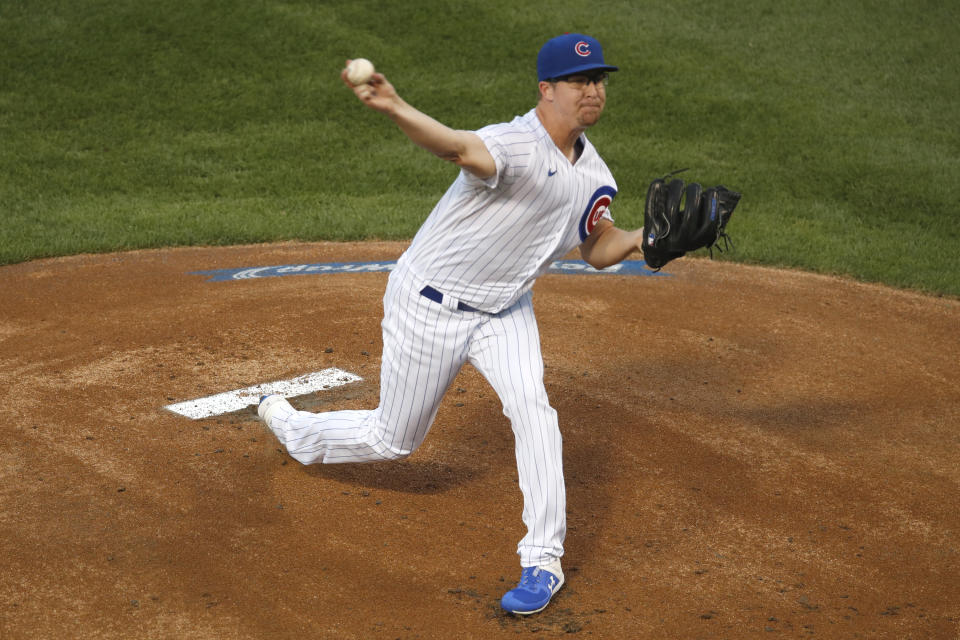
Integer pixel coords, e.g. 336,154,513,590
467,292,566,567
261,264,473,464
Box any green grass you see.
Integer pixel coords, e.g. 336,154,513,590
2,0,958,296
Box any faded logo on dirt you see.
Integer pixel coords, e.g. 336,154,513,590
193,260,667,282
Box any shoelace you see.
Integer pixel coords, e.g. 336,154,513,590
519,567,543,588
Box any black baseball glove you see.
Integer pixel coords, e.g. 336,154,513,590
642,170,741,270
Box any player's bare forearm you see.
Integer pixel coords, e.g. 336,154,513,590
387,100,496,178
579,221,644,270
342,68,496,179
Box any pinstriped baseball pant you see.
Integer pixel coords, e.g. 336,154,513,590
264,263,566,566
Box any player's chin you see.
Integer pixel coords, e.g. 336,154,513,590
578,107,603,126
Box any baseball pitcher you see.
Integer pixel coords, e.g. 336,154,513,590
258,33,739,615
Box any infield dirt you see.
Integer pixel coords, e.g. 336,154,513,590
2,241,958,639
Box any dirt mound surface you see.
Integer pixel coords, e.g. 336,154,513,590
2,242,957,638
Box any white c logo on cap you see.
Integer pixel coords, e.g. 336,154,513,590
575,41,591,57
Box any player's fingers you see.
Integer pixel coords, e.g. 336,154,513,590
366,74,393,98
355,84,378,104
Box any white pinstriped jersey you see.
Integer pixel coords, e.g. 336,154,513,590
401,108,617,313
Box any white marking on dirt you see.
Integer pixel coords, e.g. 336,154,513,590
164,368,362,419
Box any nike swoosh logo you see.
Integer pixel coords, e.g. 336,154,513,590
548,169,557,177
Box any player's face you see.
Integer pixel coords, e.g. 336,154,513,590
550,72,607,127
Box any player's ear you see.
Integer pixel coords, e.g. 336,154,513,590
538,80,555,103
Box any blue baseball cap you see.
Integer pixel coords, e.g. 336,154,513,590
537,33,619,81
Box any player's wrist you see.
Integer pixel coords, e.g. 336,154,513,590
383,95,414,120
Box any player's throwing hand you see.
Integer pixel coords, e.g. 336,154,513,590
341,60,398,115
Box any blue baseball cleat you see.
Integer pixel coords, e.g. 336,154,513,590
500,563,564,615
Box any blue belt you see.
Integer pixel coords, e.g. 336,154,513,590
419,285,480,313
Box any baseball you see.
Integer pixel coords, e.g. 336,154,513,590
346,58,375,85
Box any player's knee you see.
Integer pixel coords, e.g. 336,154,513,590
503,394,556,424
363,434,416,461
287,449,323,466
378,443,414,461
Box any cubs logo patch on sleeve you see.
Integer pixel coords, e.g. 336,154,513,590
578,186,617,241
